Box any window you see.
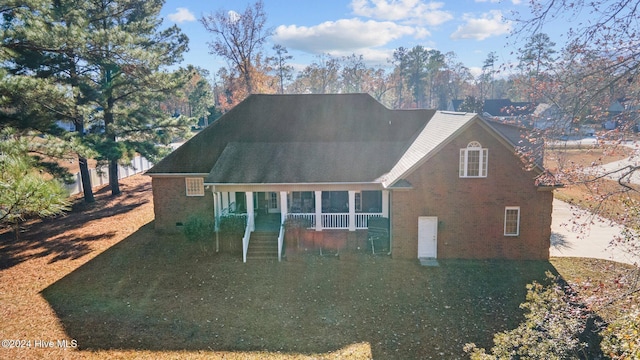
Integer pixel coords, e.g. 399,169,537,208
459,141,488,178
504,207,520,236
185,177,204,196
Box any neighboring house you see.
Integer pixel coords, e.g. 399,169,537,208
530,103,563,131
449,99,536,121
147,94,554,262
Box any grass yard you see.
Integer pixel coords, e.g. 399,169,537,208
1,174,638,359
42,237,554,359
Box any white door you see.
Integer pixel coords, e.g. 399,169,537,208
418,216,438,258
267,192,280,213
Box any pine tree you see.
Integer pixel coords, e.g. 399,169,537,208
0,128,71,240
83,0,190,195
2,0,191,197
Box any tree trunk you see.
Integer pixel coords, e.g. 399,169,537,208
109,158,120,196
78,156,95,203
75,118,95,203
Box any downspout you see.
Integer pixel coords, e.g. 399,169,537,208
213,191,219,253
388,191,393,257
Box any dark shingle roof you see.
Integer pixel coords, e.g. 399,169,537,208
206,141,409,183
148,94,544,185
147,94,433,177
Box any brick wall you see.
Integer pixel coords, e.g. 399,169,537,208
151,177,214,232
391,122,553,260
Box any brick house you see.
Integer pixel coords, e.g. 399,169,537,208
146,94,554,262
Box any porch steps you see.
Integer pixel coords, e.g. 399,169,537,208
247,231,279,260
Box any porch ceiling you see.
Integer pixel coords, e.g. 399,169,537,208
205,141,409,184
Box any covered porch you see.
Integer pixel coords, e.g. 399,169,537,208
211,186,389,262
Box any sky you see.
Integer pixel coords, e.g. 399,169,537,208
159,0,564,80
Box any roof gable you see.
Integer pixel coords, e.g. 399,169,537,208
381,111,477,187
382,113,545,188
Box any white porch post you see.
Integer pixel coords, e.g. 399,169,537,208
348,190,356,231
229,192,237,211
246,191,255,231
221,191,229,212
382,190,390,218
280,191,288,224
315,190,323,231
215,191,223,222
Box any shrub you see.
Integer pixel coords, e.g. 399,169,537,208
218,215,246,254
464,273,592,359
183,214,214,244
219,215,247,235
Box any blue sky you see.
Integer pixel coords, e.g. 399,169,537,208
160,0,561,78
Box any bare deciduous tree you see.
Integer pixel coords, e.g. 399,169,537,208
200,0,272,94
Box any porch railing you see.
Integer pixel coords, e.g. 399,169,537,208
285,212,383,230
356,213,384,229
277,223,284,262
220,202,238,216
242,221,251,262
321,213,349,229
286,213,316,228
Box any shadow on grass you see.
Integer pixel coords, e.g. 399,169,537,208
0,181,149,270
43,225,558,359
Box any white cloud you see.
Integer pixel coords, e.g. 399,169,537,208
351,0,453,26
450,10,512,41
274,18,425,54
168,8,195,23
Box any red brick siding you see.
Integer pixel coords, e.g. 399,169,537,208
391,122,552,260
285,229,369,253
152,177,214,232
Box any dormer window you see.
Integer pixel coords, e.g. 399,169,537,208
459,141,488,178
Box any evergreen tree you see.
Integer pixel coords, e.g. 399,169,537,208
1,1,98,202
2,0,191,197
83,0,190,195
0,128,71,240
269,44,293,94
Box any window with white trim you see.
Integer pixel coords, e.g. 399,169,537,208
504,206,520,236
185,177,204,196
459,141,488,178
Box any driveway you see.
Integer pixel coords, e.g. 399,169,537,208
551,198,639,265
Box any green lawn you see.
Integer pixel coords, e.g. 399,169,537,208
43,223,558,359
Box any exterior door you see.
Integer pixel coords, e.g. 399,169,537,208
267,192,280,213
418,216,438,258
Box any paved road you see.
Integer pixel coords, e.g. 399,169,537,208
550,198,639,265
550,141,640,265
